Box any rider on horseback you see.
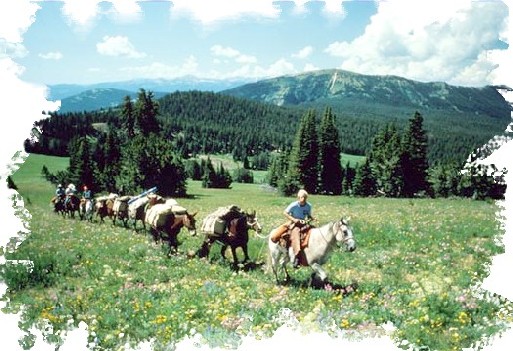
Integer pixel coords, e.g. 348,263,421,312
271,189,315,268
65,183,77,207
55,184,65,199
82,185,92,200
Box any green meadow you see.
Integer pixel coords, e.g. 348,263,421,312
1,153,512,351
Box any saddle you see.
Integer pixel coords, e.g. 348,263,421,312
277,225,312,250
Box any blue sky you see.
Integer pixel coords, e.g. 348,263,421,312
4,0,512,87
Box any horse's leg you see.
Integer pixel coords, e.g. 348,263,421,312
241,244,250,263
167,234,178,256
150,227,159,242
220,244,227,260
229,245,239,267
309,262,328,284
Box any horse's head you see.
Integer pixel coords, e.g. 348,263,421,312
245,210,262,234
183,211,198,236
335,217,356,252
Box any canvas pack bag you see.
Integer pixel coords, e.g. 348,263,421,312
201,205,241,235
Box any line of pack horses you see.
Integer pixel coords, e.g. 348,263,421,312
51,193,357,289
51,193,262,266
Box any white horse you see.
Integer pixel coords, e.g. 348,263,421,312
79,198,94,222
268,217,356,285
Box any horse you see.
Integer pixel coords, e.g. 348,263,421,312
51,196,65,216
145,205,198,256
128,195,167,231
268,217,356,286
112,196,132,227
79,198,94,222
64,194,81,218
197,211,262,266
94,195,117,223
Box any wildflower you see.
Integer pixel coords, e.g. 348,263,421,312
154,315,167,324
340,319,350,329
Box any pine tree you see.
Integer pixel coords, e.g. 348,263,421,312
401,111,429,197
121,95,135,138
368,123,403,196
115,134,187,196
67,136,95,190
318,107,343,195
267,150,289,188
101,130,121,192
284,109,319,194
201,157,216,188
135,89,160,136
353,158,376,196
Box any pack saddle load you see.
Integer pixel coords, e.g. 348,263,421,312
145,201,188,229
201,205,242,237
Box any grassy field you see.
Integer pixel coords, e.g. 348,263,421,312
1,153,512,351
197,152,365,184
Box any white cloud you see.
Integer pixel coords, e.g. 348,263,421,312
38,51,63,60
119,56,199,79
302,63,319,73
0,0,39,43
321,0,347,17
108,0,142,22
0,41,28,59
324,1,509,86
290,0,349,18
292,46,313,59
170,0,280,25
61,0,102,29
96,35,146,58
210,45,257,64
61,0,142,29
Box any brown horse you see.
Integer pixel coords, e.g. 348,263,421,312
197,211,262,266
95,197,115,223
128,195,166,231
64,195,80,218
147,210,198,255
51,196,66,216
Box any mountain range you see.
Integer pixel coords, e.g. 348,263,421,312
222,69,511,120
36,69,513,165
52,69,511,121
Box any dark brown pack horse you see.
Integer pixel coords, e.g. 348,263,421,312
197,211,262,266
148,211,198,256
51,196,65,215
64,195,81,218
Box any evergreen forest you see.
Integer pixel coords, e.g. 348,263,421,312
26,89,507,200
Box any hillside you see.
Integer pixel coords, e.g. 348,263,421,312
221,69,511,119
49,76,254,100
57,88,168,113
30,69,513,164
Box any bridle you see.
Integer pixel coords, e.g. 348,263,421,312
331,220,353,245
246,216,262,233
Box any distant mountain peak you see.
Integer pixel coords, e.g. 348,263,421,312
221,68,511,119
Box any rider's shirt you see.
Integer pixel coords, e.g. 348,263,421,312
83,190,92,199
285,201,312,220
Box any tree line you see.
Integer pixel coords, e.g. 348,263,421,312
267,109,507,199
32,89,506,200
24,90,504,166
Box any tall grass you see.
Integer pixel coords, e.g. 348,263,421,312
1,153,512,351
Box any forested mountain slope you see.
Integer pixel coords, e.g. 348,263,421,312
28,69,512,165
221,69,512,162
